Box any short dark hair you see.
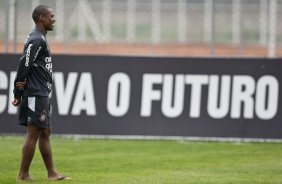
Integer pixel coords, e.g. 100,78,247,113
32,5,51,23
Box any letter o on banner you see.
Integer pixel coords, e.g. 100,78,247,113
107,73,131,116
255,75,279,120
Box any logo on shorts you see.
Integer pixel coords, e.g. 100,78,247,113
39,111,47,122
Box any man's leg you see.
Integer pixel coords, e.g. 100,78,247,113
38,128,61,180
18,124,40,180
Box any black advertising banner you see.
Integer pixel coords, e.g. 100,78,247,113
0,54,281,139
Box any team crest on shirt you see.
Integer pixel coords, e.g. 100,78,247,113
39,111,47,122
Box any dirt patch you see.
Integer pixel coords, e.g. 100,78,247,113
1,42,281,57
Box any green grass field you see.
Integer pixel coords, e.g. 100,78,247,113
0,136,282,184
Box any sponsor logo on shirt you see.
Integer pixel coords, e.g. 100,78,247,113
45,57,52,73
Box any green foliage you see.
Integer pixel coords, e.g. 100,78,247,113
0,136,282,184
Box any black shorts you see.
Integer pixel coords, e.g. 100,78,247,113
19,96,51,128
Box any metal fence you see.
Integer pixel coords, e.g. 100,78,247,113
0,0,281,57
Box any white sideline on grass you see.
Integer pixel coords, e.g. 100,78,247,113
55,134,282,143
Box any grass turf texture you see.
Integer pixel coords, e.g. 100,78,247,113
0,136,282,184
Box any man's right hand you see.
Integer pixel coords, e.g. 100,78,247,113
12,98,21,106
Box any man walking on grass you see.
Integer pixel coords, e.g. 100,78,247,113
12,5,70,181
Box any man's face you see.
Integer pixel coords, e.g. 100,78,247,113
42,8,56,31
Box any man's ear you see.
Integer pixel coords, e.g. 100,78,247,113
39,14,45,22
